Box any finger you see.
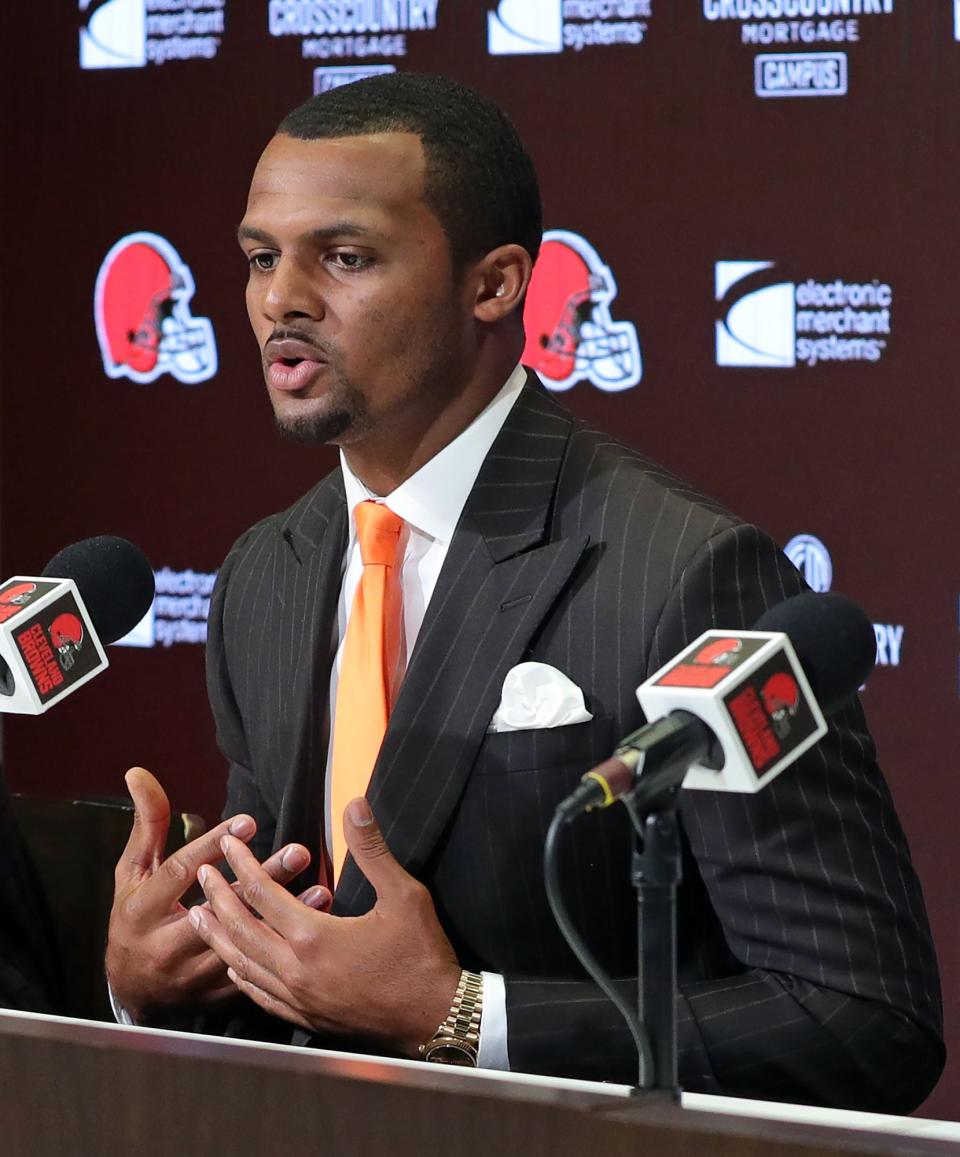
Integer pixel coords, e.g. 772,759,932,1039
225,969,312,1031
194,844,312,915
219,835,322,935
191,870,293,999
147,813,257,911
297,884,333,912
116,767,172,883
224,843,312,910
343,798,407,900
198,863,287,961
260,843,311,886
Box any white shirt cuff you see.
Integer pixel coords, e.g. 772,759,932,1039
476,971,510,1070
107,980,135,1026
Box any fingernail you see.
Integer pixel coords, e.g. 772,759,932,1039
229,815,254,838
220,836,231,856
282,846,307,872
347,798,374,827
198,865,209,887
300,885,330,908
188,907,204,930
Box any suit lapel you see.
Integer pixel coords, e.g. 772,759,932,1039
270,472,347,870
334,382,590,914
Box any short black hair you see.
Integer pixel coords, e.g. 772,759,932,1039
278,73,542,268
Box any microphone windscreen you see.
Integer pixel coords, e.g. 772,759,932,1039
42,536,155,644
753,591,876,715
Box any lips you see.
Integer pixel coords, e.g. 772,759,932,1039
264,337,327,393
268,359,326,392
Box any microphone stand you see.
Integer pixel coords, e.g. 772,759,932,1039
546,718,709,1094
619,723,707,1096
622,788,682,1096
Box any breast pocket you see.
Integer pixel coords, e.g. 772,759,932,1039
474,716,615,775
438,715,623,970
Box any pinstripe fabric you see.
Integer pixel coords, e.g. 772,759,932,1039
0,768,62,1013
206,376,943,1109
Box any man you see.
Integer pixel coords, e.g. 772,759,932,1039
106,73,944,1108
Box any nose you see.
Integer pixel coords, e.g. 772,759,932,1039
261,255,325,323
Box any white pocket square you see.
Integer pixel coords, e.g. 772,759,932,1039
487,662,593,733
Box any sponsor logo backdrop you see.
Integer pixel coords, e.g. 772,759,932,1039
4,0,958,1115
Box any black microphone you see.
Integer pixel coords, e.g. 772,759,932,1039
0,536,154,714
559,592,876,818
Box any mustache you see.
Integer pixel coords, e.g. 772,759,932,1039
264,326,335,360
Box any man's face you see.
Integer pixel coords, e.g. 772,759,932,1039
239,131,472,447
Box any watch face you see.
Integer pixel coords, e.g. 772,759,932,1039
425,1040,477,1067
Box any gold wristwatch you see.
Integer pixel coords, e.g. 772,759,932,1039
419,969,483,1066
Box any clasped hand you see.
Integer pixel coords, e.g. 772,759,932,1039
106,767,326,1023
190,796,461,1056
107,768,460,1055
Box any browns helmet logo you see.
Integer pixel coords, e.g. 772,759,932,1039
0,581,37,607
50,613,85,672
94,231,218,385
693,637,743,667
522,230,642,393
761,672,801,738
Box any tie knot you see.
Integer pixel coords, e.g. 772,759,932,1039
354,500,404,568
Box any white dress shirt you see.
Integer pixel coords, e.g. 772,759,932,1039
328,363,527,1071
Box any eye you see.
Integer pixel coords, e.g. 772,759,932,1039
247,252,277,273
329,251,373,271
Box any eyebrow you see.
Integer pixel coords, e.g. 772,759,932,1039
236,222,387,246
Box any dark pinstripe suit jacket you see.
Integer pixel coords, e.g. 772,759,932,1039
206,378,944,1110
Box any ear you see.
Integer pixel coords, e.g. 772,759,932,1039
472,244,534,323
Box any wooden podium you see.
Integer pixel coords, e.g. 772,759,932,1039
1,1010,953,1157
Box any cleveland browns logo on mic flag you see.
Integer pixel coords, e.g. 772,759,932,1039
761,671,801,738
0,582,37,608
0,580,49,626
49,613,85,672
694,637,744,667
94,231,218,386
656,635,758,689
522,229,642,393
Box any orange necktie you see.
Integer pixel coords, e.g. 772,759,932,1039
330,500,405,881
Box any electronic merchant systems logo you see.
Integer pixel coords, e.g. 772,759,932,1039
701,0,895,97
94,232,218,385
784,533,904,668
487,0,653,56
79,0,226,69
268,1,440,61
522,230,642,393
716,261,892,369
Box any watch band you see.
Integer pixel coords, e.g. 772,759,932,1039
419,969,483,1066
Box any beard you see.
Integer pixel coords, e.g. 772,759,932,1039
271,370,370,447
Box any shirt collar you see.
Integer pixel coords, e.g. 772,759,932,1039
340,364,527,546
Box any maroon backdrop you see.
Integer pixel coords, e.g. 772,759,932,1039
3,0,958,1117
